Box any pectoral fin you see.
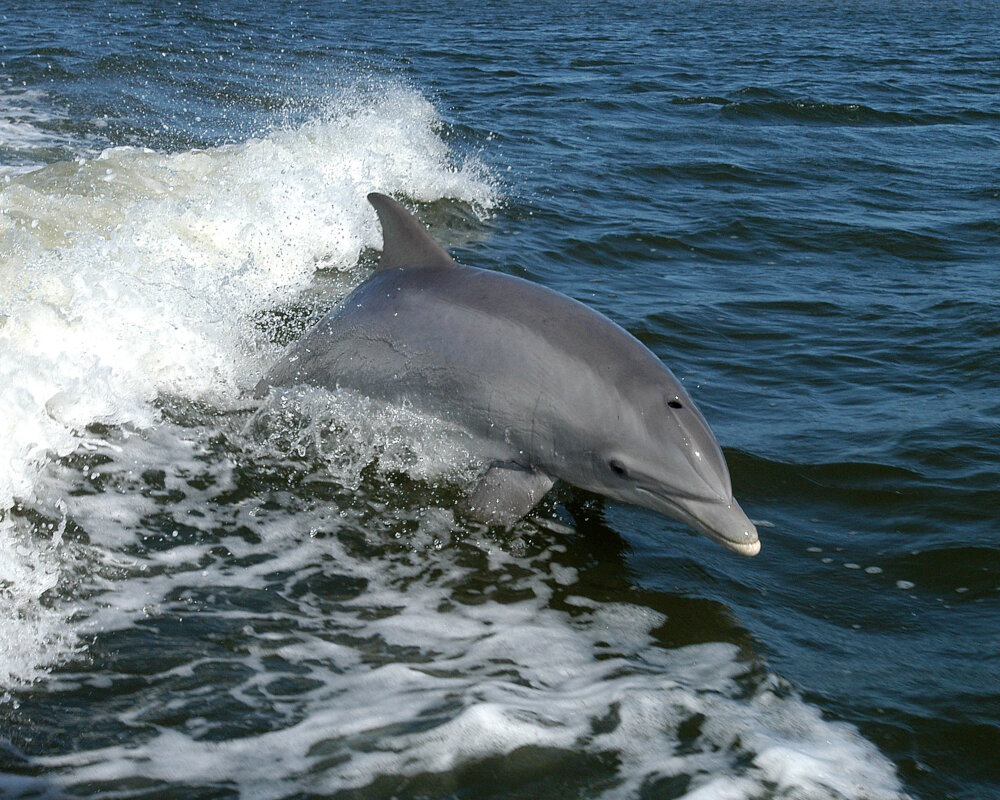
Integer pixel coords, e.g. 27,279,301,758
465,462,555,526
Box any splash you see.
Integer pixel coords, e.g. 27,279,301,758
0,83,497,687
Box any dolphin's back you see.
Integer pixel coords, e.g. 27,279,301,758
264,263,670,436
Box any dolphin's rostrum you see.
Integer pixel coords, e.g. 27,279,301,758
259,193,760,556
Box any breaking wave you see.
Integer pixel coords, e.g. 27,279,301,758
0,83,497,687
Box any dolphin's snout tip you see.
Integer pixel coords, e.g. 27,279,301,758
677,495,761,557
725,532,761,557
712,499,760,557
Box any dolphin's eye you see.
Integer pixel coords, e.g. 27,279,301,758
608,460,629,478
667,399,683,409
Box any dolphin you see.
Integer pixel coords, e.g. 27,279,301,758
258,193,760,556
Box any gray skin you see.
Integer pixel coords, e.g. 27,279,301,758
259,193,760,556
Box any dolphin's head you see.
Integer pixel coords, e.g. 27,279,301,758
574,378,760,556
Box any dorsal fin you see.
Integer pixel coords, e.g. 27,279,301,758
367,192,455,271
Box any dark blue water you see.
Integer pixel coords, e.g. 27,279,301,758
1,3,998,798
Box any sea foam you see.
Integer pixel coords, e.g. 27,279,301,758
0,83,496,687
0,83,81,173
15,420,906,799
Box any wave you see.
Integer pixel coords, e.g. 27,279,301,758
0,82,496,686
673,88,999,126
728,450,999,505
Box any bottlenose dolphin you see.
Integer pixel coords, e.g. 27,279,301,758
259,193,760,556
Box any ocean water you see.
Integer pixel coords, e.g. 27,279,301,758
1,2,997,798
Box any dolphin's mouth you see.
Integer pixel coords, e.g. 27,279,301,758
635,487,761,557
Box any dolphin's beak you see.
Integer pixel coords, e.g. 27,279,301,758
674,495,761,556
635,488,761,556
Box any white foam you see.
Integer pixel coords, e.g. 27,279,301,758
31,440,901,798
0,83,79,172
0,82,496,687
0,514,80,690
6,370,917,800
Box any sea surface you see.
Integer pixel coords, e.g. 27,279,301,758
1,2,998,798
